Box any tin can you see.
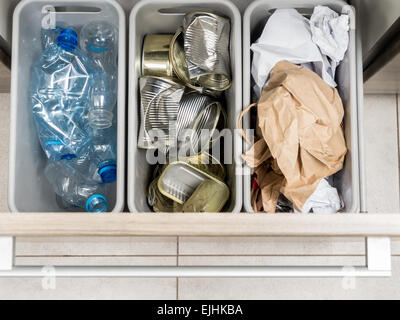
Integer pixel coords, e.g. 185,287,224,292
138,76,185,149
169,29,192,86
141,34,176,78
157,153,226,204
189,101,226,154
176,92,223,154
176,93,215,136
182,11,231,91
182,179,229,212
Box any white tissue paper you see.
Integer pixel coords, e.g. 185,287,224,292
251,8,336,97
310,5,350,63
251,7,349,97
299,178,342,214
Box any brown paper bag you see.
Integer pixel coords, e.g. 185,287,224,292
243,60,347,212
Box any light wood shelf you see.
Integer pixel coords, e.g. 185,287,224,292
1,213,399,237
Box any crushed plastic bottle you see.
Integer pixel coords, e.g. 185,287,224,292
89,70,115,129
45,159,109,212
80,21,118,129
32,28,95,161
62,127,117,185
41,25,63,50
90,126,117,183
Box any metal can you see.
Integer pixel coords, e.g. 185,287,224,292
157,153,226,204
175,92,224,155
138,76,185,150
142,34,176,78
182,11,231,91
182,179,229,212
169,29,192,86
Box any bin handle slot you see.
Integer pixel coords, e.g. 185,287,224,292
41,5,102,30
158,7,207,15
45,6,102,13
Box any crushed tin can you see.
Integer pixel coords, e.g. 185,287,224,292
189,101,227,154
157,153,227,204
175,92,225,155
141,34,176,78
170,29,221,98
169,29,191,85
138,76,185,149
182,12,231,91
182,179,229,212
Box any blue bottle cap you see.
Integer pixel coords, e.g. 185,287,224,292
57,28,78,51
98,164,116,183
86,194,108,213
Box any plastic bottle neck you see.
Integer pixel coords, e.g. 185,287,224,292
89,109,113,129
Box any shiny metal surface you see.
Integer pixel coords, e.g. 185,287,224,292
183,11,231,91
138,76,185,149
190,101,222,154
170,29,193,86
170,31,226,96
142,34,175,78
176,93,215,137
176,93,222,154
156,152,226,204
158,160,226,204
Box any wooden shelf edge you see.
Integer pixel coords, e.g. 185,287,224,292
0,213,400,237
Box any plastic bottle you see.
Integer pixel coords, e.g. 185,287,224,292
89,125,117,183
80,21,118,129
32,28,95,161
45,160,109,212
63,136,117,185
89,70,115,129
41,25,63,50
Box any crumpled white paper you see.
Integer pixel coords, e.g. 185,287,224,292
251,7,349,97
310,5,349,63
298,178,342,214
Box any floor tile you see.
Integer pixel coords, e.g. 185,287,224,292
0,278,177,300
364,94,399,213
177,257,400,300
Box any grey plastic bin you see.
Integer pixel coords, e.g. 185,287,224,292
8,0,126,212
128,0,242,212
242,0,360,213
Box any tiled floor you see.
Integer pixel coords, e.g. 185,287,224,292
364,95,400,213
1,92,400,299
